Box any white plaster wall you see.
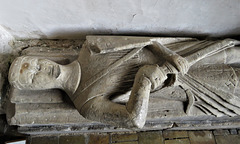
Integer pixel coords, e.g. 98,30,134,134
0,26,14,53
0,0,239,40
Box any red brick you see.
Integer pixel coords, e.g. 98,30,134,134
59,135,85,144
163,131,188,139
138,131,163,144
215,135,240,144
112,132,138,143
189,131,215,144
165,138,190,144
88,134,109,144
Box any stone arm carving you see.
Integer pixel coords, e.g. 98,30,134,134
80,65,167,128
7,36,240,129
80,38,239,128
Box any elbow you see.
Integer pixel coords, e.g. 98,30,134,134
130,116,146,129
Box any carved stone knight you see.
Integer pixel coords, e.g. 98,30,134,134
8,36,240,128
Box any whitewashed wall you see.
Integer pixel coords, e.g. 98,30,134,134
0,26,13,53
0,0,239,41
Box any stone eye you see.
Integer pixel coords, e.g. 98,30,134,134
22,63,29,68
20,63,29,74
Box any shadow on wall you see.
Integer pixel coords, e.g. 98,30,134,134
2,24,240,40
39,26,240,40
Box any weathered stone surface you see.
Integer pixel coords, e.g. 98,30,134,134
165,138,190,144
138,131,164,144
150,86,187,101
6,97,186,126
163,131,188,139
15,103,76,114
215,135,240,144
7,103,91,125
112,132,138,143
5,37,240,130
9,88,64,104
189,131,215,144
12,39,84,52
59,135,85,144
147,98,186,119
88,134,109,144
21,46,79,64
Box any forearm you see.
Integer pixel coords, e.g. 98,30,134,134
152,41,179,62
126,76,151,128
80,96,136,128
79,76,152,128
152,41,190,74
79,65,167,128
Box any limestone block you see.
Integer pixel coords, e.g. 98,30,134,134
86,36,194,54
6,37,240,130
21,47,79,64
7,102,91,126
9,88,64,104
147,98,186,119
7,96,185,126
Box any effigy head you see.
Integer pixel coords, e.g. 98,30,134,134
8,56,61,90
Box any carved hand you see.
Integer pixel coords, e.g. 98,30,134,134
171,55,190,75
135,65,167,90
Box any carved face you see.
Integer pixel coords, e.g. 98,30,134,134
9,56,61,90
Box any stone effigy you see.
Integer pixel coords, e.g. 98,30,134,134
7,36,240,129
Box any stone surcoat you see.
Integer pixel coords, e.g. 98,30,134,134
70,38,240,116
71,43,163,110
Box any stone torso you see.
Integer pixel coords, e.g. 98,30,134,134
72,44,164,109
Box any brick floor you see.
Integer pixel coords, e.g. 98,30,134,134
59,135,85,144
113,142,138,144
229,129,238,135
88,134,109,144
111,132,138,143
188,131,216,144
165,138,190,144
26,129,240,144
163,131,188,139
213,129,230,136
30,136,58,144
215,135,240,144
138,131,164,144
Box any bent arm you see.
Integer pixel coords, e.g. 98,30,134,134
80,65,167,128
80,76,151,128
